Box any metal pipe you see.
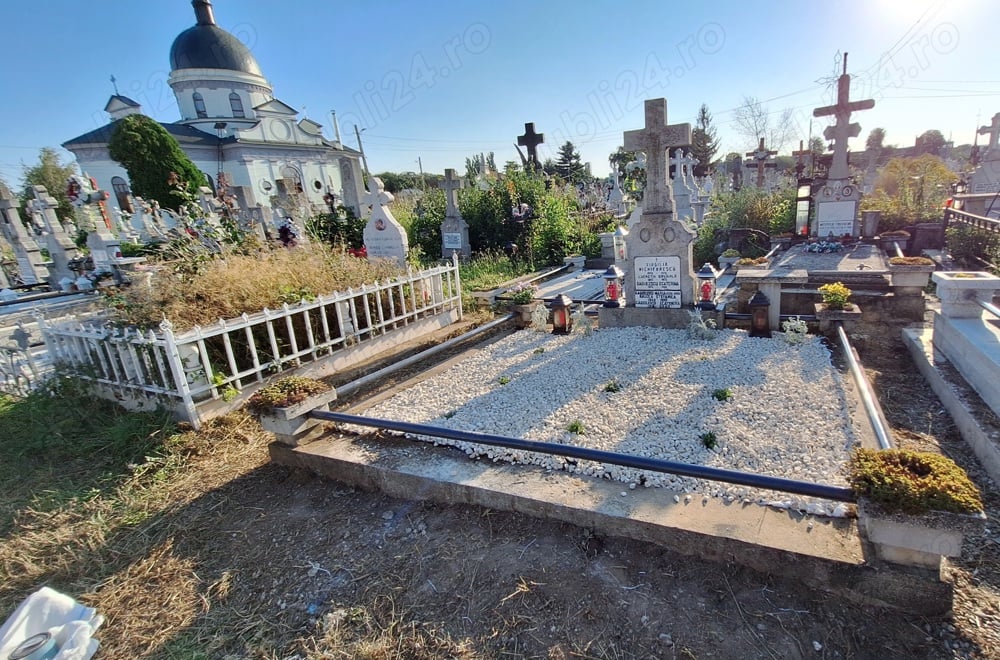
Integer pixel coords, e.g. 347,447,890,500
335,314,515,399
312,410,856,502
836,323,892,450
893,241,904,258
980,298,1000,319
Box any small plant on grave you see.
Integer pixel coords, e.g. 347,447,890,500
507,281,538,305
721,248,741,258
497,376,511,385
848,448,982,515
686,310,717,340
700,431,718,450
246,375,330,413
818,281,852,310
712,388,733,402
603,380,622,393
888,256,934,266
566,420,585,434
781,316,809,345
533,347,545,354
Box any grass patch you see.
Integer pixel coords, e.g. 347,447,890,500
497,376,511,385
459,250,532,292
711,388,733,402
603,380,622,393
700,431,718,450
567,420,585,434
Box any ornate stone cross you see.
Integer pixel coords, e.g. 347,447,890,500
813,53,874,180
978,112,1000,154
745,137,778,188
623,98,691,214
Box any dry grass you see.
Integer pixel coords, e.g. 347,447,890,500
110,243,405,331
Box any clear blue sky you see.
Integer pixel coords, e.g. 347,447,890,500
2,0,998,188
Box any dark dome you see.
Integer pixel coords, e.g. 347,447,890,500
169,1,263,76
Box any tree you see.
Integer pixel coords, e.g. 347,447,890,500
464,152,496,180
732,96,796,153
608,147,635,175
19,147,78,222
555,141,585,184
108,115,206,211
690,104,719,177
915,129,947,157
861,154,957,230
866,128,886,152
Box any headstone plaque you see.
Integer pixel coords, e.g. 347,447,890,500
633,256,682,308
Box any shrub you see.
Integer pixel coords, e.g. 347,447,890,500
888,256,934,266
507,282,537,304
721,248,740,257
849,448,982,514
567,420,585,434
946,223,1000,269
818,281,851,310
246,376,330,413
700,431,718,450
711,388,733,402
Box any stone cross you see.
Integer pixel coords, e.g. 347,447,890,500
792,140,812,177
362,177,409,265
813,54,875,181
623,98,691,214
978,112,1000,157
517,123,544,170
438,168,462,218
0,187,49,285
745,137,778,188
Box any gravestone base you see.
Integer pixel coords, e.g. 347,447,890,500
598,306,693,329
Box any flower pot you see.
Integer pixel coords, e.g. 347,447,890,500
256,388,338,446
858,499,985,570
815,303,861,333
889,263,934,292
513,302,541,329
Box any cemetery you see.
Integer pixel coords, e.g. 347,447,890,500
2,1,1000,657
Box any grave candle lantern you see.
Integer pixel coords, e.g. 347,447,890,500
550,293,574,335
748,289,771,338
602,265,625,308
696,263,717,310
613,226,628,262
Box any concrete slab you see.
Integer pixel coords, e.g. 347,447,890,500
533,269,606,302
772,242,888,276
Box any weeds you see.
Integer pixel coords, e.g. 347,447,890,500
700,431,718,450
603,380,622,393
567,420,585,434
712,388,733,402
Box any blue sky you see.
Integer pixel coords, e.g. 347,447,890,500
2,0,997,188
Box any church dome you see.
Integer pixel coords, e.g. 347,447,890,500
169,0,262,76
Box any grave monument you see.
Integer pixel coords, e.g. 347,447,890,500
362,177,408,265
600,98,697,330
811,54,874,237
745,138,777,189
970,112,1000,194
29,186,81,285
517,123,544,171
0,186,49,286
438,169,470,259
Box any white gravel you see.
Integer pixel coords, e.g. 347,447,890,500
354,326,857,517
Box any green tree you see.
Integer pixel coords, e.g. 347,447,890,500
464,152,496,180
608,147,635,175
861,154,957,230
555,141,585,184
108,115,206,211
915,129,947,157
866,128,886,151
690,104,719,177
19,147,78,222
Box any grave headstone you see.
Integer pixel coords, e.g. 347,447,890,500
607,172,627,217
812,54,874,237
745,137,778,189
517,123,545,171
670,149,693,221
438,168,470,258
970,112,1000,194
618,98,696,314
29,185,80,285
0,186,49,285
362,177,408,265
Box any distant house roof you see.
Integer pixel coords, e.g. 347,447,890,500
62,120,228,149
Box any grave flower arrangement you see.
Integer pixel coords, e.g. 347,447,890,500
507,282,538,305
888,256,934,267
849,448,982,515
247,375,331,413
818,281,851,310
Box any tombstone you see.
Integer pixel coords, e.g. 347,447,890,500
812,53,874,237
670,149,694,221
745,138,778,189
970,112,1000,194
362,177,408,265
438,168,470,259
129,198,164,243
29,185,80,285
232,185,269,241
607,173,627,216
601,98,695,329
67,174,112,234
792,140,812,179
517,123,545,171
0,186,49,286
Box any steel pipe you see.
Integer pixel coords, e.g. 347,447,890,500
312,410,856,502
836,323,892,450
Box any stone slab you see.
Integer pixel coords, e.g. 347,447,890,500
772,243,887,276
932,314,1000,419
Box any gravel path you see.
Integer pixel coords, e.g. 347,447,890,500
358,327,857,516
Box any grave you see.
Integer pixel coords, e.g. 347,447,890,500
670,149,693,221
28,186,80,285
811,54,874,238
744,137,777,189
600,98,695,329
438,169,470,259
517,122,544,171
0,187,49,286
969,112,1000,195
362,177,408,265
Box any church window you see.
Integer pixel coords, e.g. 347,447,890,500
111,176,133,214
313,180,323,191
280,166,304,193
193,92,207,118
229,92,245,118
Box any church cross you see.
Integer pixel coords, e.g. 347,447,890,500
812,53,874,180
517,123,544,169
745,137,778,188
978,112,1000,153
110,74,119,96
439,168,463,217
792,139,811,177
623,98,691,213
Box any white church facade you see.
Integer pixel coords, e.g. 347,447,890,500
63,0,365,219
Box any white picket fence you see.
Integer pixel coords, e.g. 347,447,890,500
39,257,462,427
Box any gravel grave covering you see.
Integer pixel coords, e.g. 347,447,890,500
355,327,857,516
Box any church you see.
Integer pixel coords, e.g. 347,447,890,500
62,0,365,220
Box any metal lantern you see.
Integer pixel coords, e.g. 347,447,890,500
603,265,625,308
748,289,771,338
613,225,629,262
551,293,574,334
696,263,717,310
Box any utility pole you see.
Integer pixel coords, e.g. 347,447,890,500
417,157,426,190
354,124,370,178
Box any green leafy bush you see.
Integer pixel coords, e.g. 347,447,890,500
849,448,982,514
